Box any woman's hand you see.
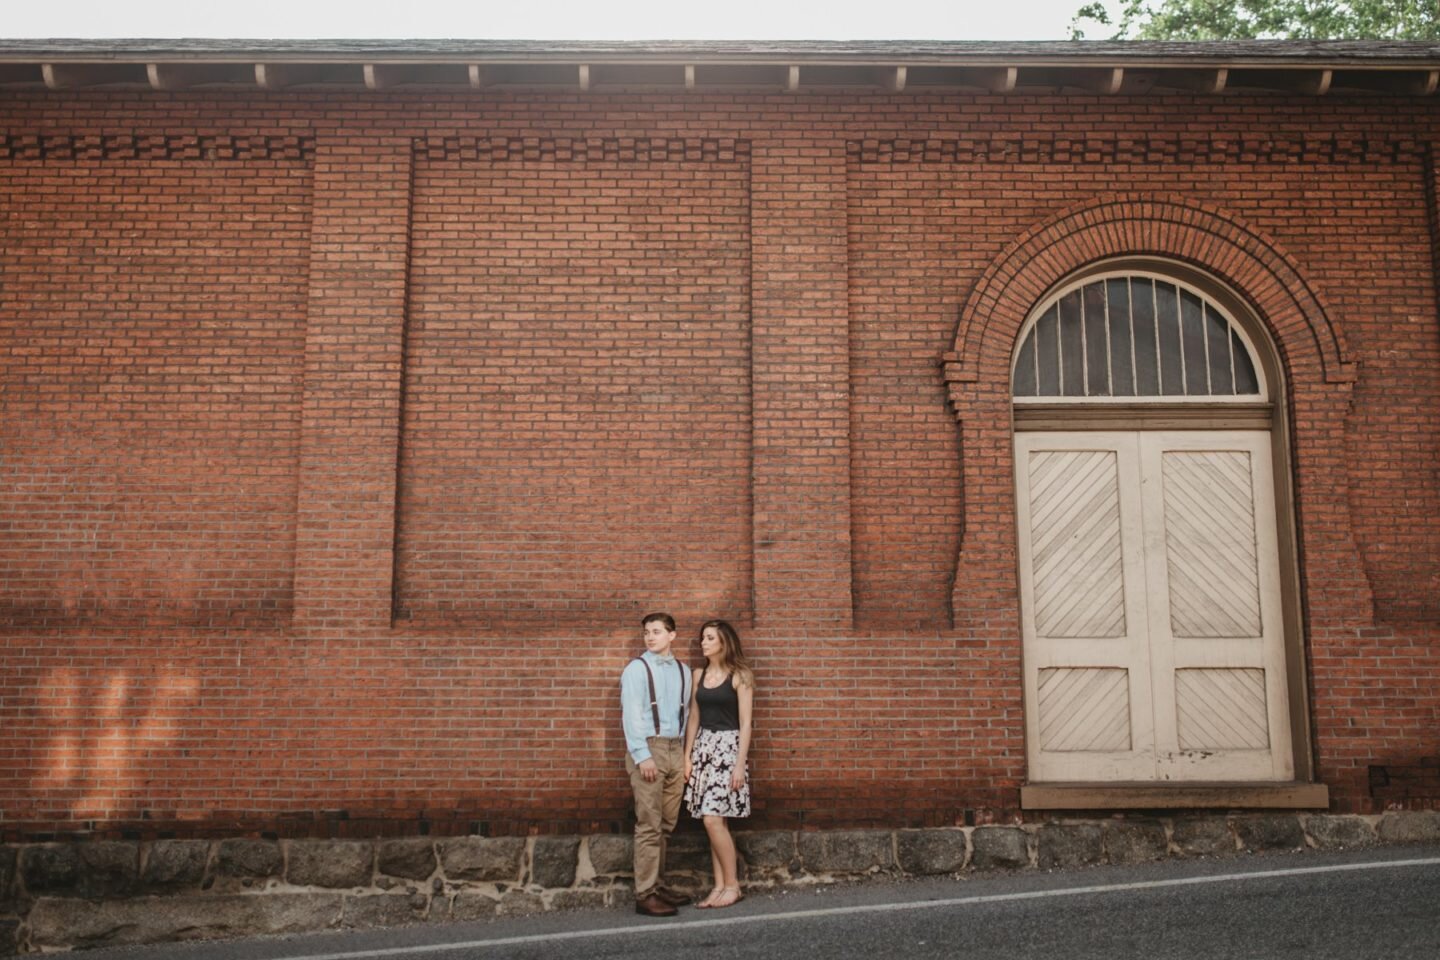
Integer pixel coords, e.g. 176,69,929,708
729,768,746,793
684,759,693,783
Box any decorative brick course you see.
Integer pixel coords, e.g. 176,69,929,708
848,135,1426,166
0,133,314,161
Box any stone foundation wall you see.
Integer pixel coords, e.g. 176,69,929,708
3,812,1438,954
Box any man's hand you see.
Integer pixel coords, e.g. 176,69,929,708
638,758,659,782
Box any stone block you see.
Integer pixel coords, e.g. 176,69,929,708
551,888,608,911
1037,824,1104,869
449,891,499,921
1377,810,1440,844
1234,816,1306,852
529,834,578,892
440,837,525,883
586,835,633,876
970,827,1029,870
798,829,894,875
0,919,16,958
1104,821,1169,864
1172,819,1237,857
896,829,967,875
216,839,282,879
26,893,343,950
378,839,437,881
21,842,139,899
663,831,714,875
82,842,141,898
0,847,16,908
663,873,709,895
497,890,546,916
142,840,210,891
287,841,374,889
1304,815,1377,849
19,845,78,897
734,831,799,874
530,837,580,889
341,893,429,928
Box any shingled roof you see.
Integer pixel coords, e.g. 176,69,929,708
2,39,1437,95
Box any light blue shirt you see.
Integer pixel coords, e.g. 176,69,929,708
621,651,691,764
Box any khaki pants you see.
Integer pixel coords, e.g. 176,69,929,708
627,736,685,900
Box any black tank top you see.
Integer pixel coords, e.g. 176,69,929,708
695,667,740,732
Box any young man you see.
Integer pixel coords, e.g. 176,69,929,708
620,612,693,916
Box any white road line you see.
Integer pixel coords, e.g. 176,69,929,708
279,856,1440,960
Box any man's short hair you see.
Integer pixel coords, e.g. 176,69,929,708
641,612,675,632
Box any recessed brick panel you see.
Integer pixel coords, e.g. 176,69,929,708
0,158,311,626
394,156,752,625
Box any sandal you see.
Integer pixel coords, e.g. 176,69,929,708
709,886,742,909
695,888,724,909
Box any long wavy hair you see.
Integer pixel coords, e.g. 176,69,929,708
699,619,753,688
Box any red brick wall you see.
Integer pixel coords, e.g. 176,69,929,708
0,90,1436,837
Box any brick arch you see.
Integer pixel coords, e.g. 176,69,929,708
941,194,1356,403
941,193,1374,660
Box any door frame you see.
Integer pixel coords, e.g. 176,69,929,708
1011,257,1316,791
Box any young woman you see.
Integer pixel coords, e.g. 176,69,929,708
682,619,754,909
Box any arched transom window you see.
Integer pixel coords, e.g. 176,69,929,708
1013,272,1265,402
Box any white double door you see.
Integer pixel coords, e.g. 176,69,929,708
1015,430,1293,783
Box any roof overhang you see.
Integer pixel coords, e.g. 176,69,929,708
2,39,1438,96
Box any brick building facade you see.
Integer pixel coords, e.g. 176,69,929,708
1,40,1437,841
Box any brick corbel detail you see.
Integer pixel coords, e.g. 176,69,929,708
291,137,413,631
942,194,1371,636
749,139,853,628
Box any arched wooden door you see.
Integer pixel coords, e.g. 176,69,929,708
1013,267,1296,783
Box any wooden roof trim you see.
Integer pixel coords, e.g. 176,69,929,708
4,41,1437,94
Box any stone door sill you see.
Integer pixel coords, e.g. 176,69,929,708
1021,781,1330,810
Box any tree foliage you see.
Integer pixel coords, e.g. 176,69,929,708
1069,0,1440,40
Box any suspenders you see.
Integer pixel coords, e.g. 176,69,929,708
633,657,685,735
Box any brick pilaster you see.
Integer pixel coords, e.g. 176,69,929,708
291,137,413,630
749,139,853,628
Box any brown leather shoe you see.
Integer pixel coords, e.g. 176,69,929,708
654,887,693,907
635,893,678,917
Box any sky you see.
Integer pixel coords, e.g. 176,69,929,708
1,0,1104,42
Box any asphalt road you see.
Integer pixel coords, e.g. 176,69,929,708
77,845,1439,960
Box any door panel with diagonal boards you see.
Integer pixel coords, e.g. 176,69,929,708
1142,431,1292,780
1016,433,1153,781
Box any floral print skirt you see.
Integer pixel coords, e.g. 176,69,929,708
685,728,751,819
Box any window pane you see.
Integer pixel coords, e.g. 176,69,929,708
1233,330,1260,394
1036,306,1060,395
1156,282,1185,395
1205,304,1235,395
1106,278,1135,396
1084,281,1110,396
1180,289,1209,395
1131,278,1160,395
1015,273,1267,401
1014,328,1038,396
1058,291,1085,396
